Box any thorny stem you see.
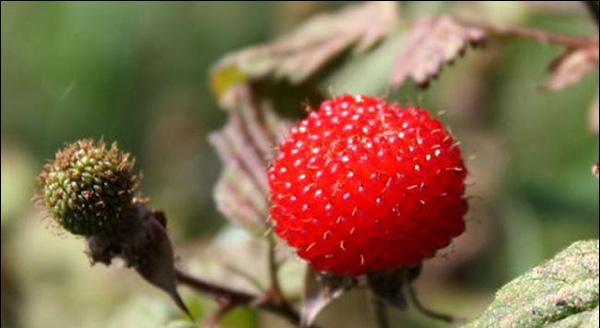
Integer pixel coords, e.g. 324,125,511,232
372,297,391,328
176,269,319,328
583,1,599,26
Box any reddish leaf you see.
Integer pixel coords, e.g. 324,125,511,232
211,1,398,95
209,86,290,234
390,15,486,88
546,42,599,91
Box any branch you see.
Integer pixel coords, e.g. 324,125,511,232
467,20,596,48
176,269,319,328
267,237,285,301
176,269,254,303
407,285,458,324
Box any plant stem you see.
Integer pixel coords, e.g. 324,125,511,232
203,300,236,328
372,298,391,328
460,18,597,48
176,269,255,303
267,237,285,300
406,285,456,323
175,269,317,328
482,23,595,48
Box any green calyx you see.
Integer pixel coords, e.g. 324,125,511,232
38,139,139,236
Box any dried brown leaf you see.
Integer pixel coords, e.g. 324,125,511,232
87,205,190,317
390,15,486,88
211,1,398,96
546,42,599,91
208,86,290,234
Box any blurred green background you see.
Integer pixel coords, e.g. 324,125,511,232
1,2,598,328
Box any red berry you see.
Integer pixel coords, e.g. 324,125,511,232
268,95,468,276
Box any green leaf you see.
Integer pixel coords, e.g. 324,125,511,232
220,306,259,328
463,240,599,328
165,321,197,328
546,306,598,328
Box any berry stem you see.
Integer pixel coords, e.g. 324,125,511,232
175,269,320,328
372,297,391,328
267,236,285,301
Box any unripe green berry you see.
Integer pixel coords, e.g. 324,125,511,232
38,139,139,236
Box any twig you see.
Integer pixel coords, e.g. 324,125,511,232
372,297,391,328
267,237,285,300
583,1,599,26
203,300,236,328
176,269,319,328
406,285,457,324
487,24,594,48
176,269,255,303
466,20,596,48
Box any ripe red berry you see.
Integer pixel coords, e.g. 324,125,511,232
268,95,468,276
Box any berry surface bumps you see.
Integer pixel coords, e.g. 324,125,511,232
38,139,138,236
268,95,468,276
